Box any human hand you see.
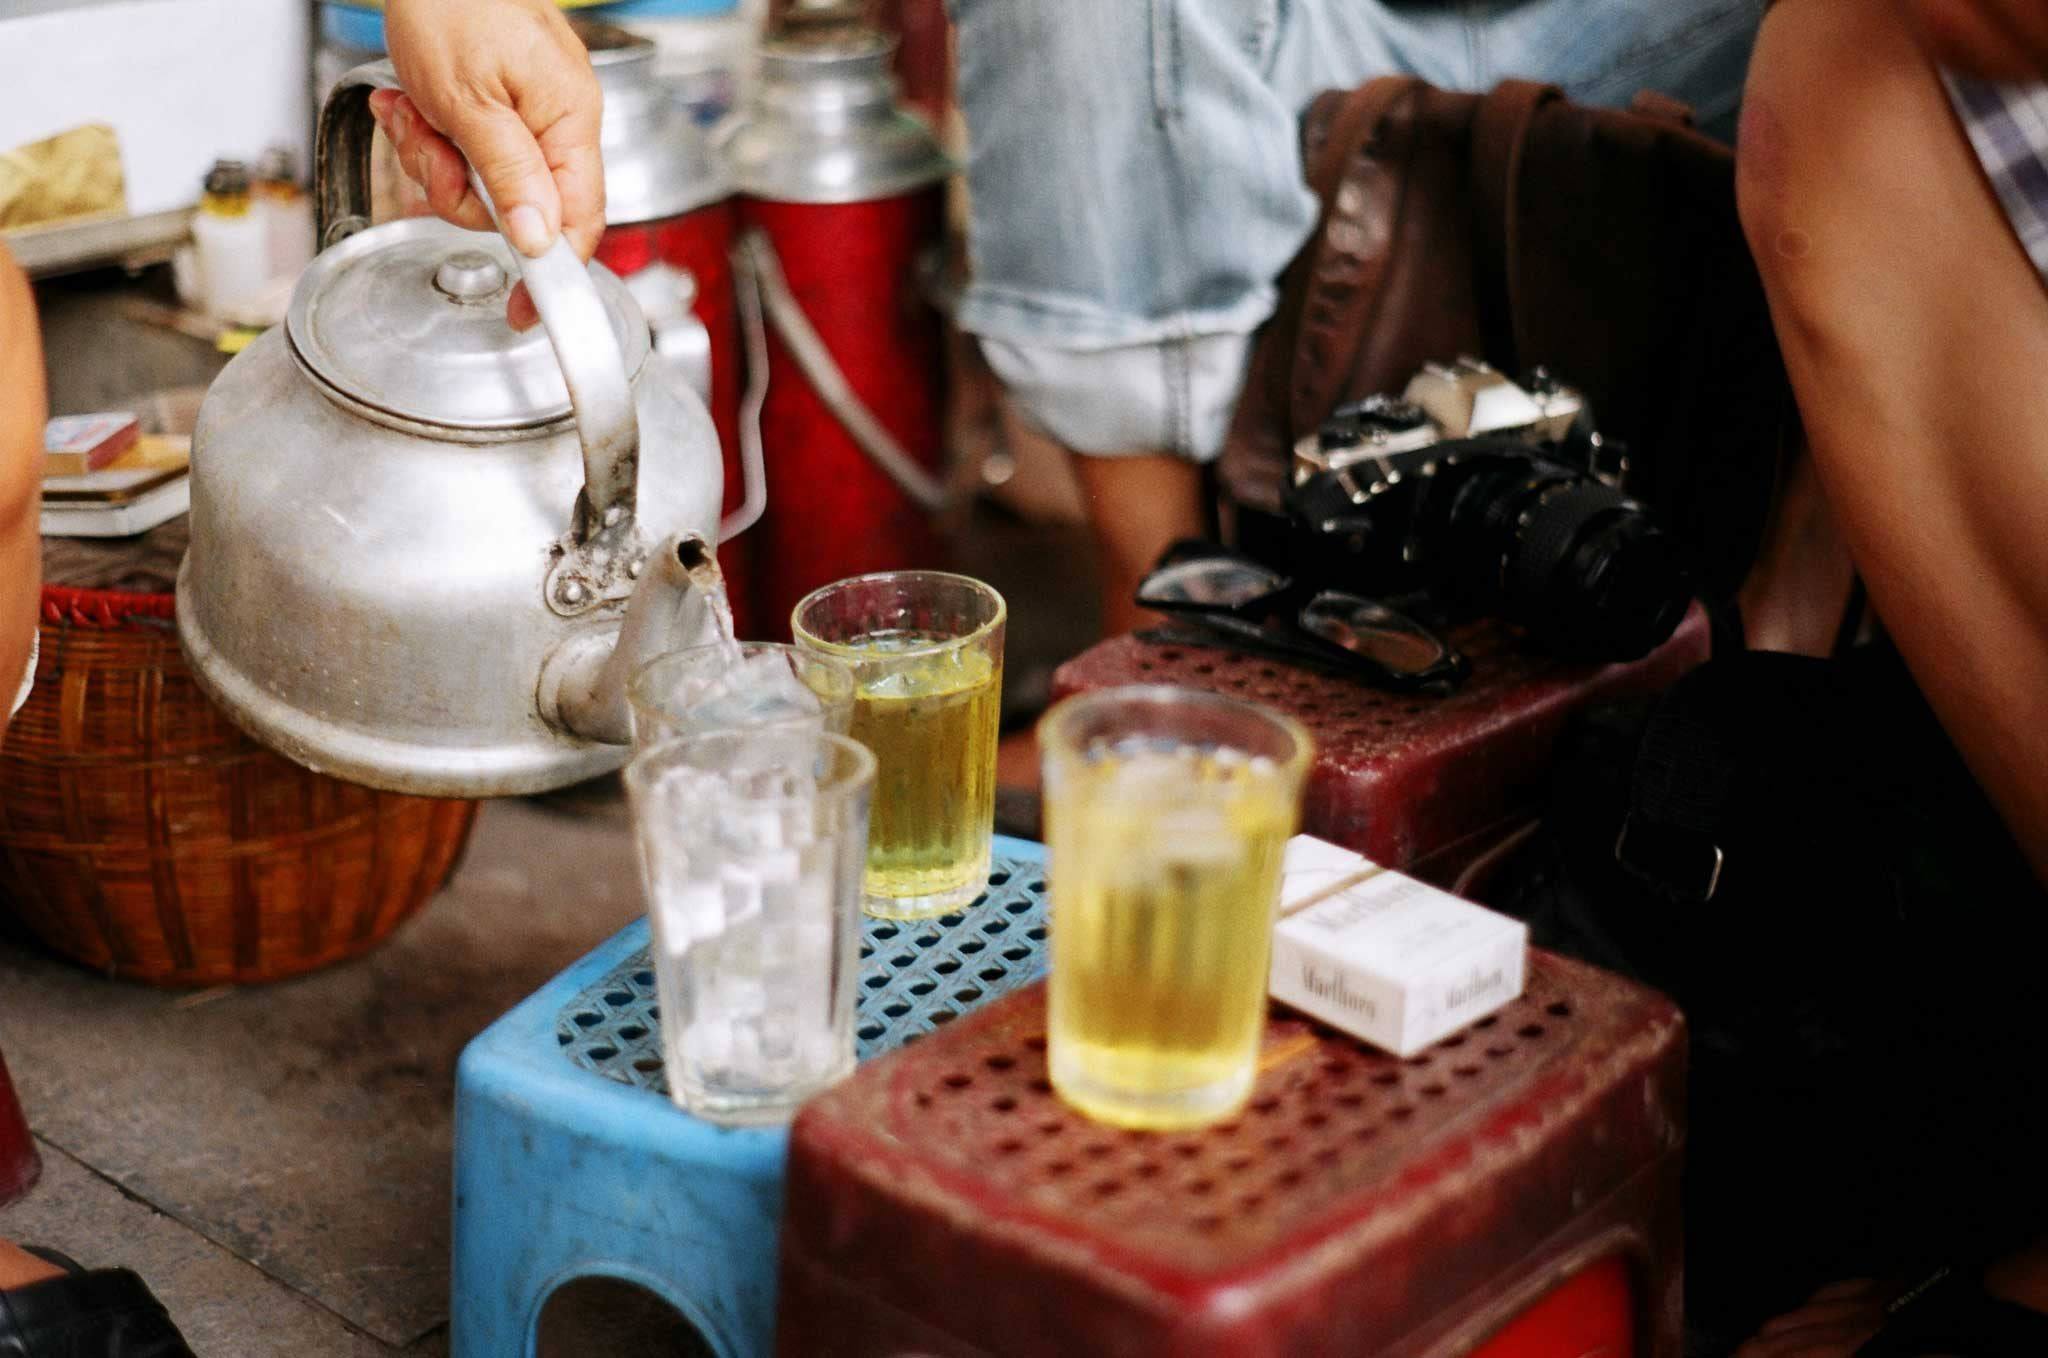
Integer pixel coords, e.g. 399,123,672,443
374,0,605,328
1908,0,2048,81
1733,1279,1888,1358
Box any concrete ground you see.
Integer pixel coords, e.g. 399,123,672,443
0,797,647,1353
1,268,1099,1353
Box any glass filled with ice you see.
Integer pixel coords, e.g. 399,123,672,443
623,730,875,1126
1039,687,1312,1131
628,641,857,747
792,572,1006,920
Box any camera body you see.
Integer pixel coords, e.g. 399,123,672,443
1286,359,1689,663
1290,358,1603,484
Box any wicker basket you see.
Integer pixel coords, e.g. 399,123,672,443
0,584,480,987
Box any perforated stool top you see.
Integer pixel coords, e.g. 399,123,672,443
1052,613,1707,869
777,951,1687,1358
555,853,1050,1095
451,838,1048,1358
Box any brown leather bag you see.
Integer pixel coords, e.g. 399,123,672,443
1221,78,1794,601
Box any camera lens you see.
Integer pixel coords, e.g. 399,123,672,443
1428,453,1691,661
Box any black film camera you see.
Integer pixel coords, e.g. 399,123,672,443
1285,359,1692,662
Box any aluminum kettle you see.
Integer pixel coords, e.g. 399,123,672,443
175,62,726,798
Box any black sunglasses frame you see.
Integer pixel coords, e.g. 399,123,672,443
1135,546,1471,694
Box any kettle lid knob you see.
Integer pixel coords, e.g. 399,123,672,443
433,251,508,304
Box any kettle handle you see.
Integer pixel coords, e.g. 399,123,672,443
316,61,640,553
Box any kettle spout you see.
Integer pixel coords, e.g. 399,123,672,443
541,533,721,746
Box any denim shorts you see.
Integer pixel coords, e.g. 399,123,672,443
950,0,1767,461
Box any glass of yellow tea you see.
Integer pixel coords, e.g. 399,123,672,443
1040,687,1312,1132
792,572,1006,919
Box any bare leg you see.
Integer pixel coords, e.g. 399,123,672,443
0,1240,61,1291
1738,0,2048,880
1070,452,1206,640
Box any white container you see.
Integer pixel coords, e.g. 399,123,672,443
1269,835,1529,1057
191,201,268,320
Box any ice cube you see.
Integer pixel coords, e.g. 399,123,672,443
760,849,806,916
656,878,722,953
690,651,826,735
730,1019,764,1079
720,864,765,928
761,873,802,974
715,946,766,1005
759,1003,798,1066
687,1016,734,1076
743,649,825,711
860,667,927,701
799,1027,841,1080
792,918,839,1042
1152,808,1238,859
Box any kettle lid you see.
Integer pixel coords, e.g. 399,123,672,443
287,216,650,432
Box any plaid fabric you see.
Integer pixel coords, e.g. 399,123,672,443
1944,72,2048,282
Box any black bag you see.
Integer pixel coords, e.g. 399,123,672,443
1508,642,2048,1349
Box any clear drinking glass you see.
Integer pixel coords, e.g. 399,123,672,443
623,730,875,1126
627,642,857,747
1040,686,1313,1131
791,572,1006,920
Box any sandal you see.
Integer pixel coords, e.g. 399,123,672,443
0,1247,194,1357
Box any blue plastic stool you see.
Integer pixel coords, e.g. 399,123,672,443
451,838,1048,1357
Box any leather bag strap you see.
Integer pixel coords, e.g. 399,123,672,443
1629,89,1697,127
1469,79,1561,369
1288,77,1425,437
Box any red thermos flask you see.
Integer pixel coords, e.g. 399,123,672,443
721,23,953,638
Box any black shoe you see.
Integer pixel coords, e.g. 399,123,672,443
0,1249,194,1358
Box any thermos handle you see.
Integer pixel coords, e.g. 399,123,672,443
736,230,945,513
316,61,639,552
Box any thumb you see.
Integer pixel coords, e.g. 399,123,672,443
442,103,564,258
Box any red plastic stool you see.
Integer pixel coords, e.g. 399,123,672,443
1052,613,1708,872
776,950,1684,1357
0,1046,38,1207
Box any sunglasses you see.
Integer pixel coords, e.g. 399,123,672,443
1134,546,1469,693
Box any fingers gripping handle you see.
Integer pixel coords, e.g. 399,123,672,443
316,60,640,540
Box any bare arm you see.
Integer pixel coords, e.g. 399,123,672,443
0,245,44,739
1739,0,2048,880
